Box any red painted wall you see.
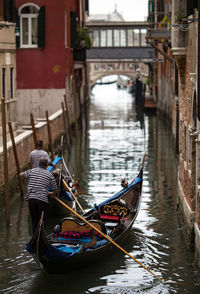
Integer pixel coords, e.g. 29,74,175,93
16,0,77,89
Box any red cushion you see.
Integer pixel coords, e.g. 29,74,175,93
100,214,119,221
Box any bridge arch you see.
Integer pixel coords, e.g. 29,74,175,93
88,62,148,88
91,72,135,87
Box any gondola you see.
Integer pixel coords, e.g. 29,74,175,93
26,154,145,273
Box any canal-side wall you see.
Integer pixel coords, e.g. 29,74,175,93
195,223,200,266
178,178,195,249
0,109,65,210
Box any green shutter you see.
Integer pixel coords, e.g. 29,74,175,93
15,7,20,48
70,11,77,49
85,0,89,12
38,6,45,48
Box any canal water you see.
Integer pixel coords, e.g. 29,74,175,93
0,83,200,293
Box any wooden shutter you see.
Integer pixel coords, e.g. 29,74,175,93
0,0,4,20
187,0,198,16
38,6,46,48
15,7,20,48
70,11,77,49
85,0,89,13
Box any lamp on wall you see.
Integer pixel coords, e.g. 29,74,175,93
15,26,20,36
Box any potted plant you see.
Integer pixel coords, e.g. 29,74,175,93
175,15,188,24
75,27,92,49
74,27,92,61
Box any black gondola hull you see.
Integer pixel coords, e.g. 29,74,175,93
36,222,133,273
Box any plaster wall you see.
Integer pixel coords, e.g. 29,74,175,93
16,88,65,125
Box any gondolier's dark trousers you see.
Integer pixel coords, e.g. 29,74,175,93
28,198,48,234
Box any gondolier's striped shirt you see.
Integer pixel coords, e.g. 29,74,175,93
23,167,58,203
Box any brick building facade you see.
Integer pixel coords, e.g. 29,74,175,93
148,0,200,266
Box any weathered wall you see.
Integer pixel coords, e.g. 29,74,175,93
0,23,17,133
16,89,65,124
0,109,64,197
156,45,174,120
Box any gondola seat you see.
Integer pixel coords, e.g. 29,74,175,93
59,217,107,234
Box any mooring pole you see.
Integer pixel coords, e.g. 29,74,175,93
8,122,24,199
1,98,10,225
45,110,54,161
61,102,70,152
30,113,37,147
63,94,72,141
72,76,79,137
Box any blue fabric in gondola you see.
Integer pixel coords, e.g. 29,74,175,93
94,177,142,210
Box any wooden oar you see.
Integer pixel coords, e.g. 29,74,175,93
62,179,85,214
142,152,146,169
54,196,166,283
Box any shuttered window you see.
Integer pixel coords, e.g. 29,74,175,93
2,68,6,98
38,6,45,48
187,0,198,16
18,4,45,48
70,11,77,49
3,0,15,22
0,0,4,20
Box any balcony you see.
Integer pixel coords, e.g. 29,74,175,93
146,28,171,42
73,48,86,62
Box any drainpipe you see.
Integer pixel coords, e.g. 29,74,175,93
198,0,200,120
154,0,158,29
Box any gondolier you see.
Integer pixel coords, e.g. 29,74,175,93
20,157,58,233
29,140,55,169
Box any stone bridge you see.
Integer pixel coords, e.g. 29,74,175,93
85,20,155,88
87,61,149,87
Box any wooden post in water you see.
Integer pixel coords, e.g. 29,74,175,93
1,98,10,225
61,102,70,152
63,94,72,141
74,74,82,131
45,110,54,161
30,113,37,147
8,122,24,199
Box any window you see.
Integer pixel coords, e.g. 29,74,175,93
184,125,187,161
19,4,39,48
65,9,67,48
141,29,147,46
127,30,134,47
120,30,126,46
70,11,77,49
93,30,100,47
2,68,6,98
10,67,14,98
0,0,4,20
3,0,15,22
114,30,120,47
100,30,106,47
133,29,140,46
107,30,112,46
